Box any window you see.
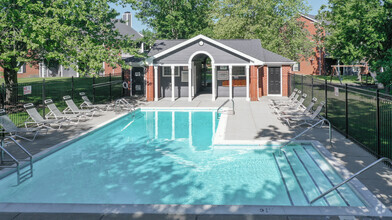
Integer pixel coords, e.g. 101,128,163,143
162,67,180,77
232,66,246,76
293,62,300,71
18,64,26,74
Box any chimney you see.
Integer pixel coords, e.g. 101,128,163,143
122,11,132,27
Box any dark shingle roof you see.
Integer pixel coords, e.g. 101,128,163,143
148,38,293,63
114,21,143,40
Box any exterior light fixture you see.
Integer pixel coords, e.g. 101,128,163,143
199,41,204,46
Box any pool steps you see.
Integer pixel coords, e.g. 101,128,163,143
273,146,364,207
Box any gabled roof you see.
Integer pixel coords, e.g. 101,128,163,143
148,35,293,64
114,20,143,41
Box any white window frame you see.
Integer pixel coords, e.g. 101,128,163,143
293,62,300,72
162,66,180,77
17,63,25,74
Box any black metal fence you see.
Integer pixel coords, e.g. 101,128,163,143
291,74,392,160
1,75,124,127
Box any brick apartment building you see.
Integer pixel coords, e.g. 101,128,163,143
0,12,143,79
291,14,328,75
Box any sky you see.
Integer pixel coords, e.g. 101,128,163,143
111,0,329,33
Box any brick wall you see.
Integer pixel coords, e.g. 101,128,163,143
104,63,122,77
250,65,258,101
0,63,40,78
291,16,325,75
282,65,291,96
145,66,154,101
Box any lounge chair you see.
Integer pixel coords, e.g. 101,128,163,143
24,103,66,130
79,92,114,111
44,99,85,124
279,97,318,116
284,101,325,127
270,88,298,105
269,90,302,108
274,93,307,112
114,98,135,111
63,96,96,118
0,109,47,141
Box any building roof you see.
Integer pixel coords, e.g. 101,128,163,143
301,14,331,25
148,37,293,63
114,20,143,41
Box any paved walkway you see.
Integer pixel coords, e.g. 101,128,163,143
1,95,391,218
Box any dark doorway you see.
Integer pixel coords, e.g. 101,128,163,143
132,67,145,95
268,67,281,95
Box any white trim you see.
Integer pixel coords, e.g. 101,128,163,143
246,66,250,101
188,64,192,102
154,66,158,101
212,65,216,101
264,62,296,66
162,66,180,77
152,35,264,64
229,65,233,100
188,51,215,65
300,13,320,23
267,66,282,96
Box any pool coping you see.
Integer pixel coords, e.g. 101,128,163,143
0,107,391,217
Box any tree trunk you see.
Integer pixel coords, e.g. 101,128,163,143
3,67,18,104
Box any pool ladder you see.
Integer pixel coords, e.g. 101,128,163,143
217,99,235,119
310,157,392,204
0,136,33,185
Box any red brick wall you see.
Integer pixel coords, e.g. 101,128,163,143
250,65,258,101
0,63,40,78
145,66,154,101
104,63,122,77
282,65,291,96
261,66,268,97
291,16,325,75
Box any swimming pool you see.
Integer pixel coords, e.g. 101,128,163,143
0,108,390,216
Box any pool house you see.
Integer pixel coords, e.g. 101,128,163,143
144,35,295,102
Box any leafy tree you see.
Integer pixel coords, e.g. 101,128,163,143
319,0,392,88
132,0,214,39
0,0,139,101
212,0,314,62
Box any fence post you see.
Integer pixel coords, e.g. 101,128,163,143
376,89,380,157
311,75,314,99
42,79,46,117
71,76,74,100
345,84,349,138
293,74,296,90
301,74,304,92
325,79,328,119
1,83,5,109
109,73,112,102
93,76,96,104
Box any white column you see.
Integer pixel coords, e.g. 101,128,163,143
229,65,233,100
154,66,158,101
212,65,216,101
246,65,250,101
188,64,192,102
171,66,175,101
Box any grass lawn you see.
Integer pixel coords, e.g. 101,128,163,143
313,75,375,85
2,76,122,127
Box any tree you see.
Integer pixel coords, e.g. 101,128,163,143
212,0,314,62
132,0,214,39
319,0,392,88
0,0,139,102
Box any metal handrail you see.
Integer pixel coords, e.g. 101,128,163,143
310,157,392,204
280,118,332,152
1,137,33,184
217,99,235,115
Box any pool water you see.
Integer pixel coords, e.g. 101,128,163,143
0,110,365,206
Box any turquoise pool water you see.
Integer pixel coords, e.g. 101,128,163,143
0,109,365,206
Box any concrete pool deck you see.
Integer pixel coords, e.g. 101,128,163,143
1,95,391,219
